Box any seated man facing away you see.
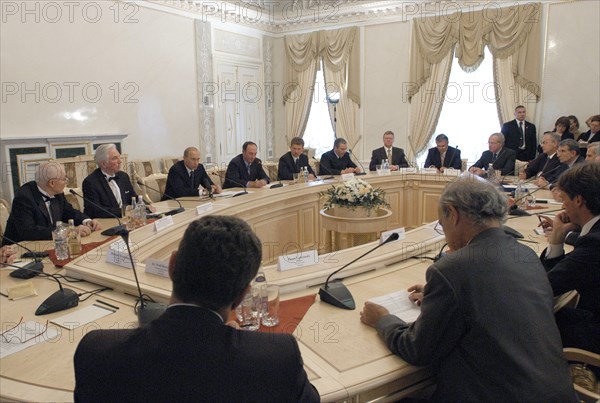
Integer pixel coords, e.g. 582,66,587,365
74,215,320,402
519,132,563,187
360,176,576,402
2,161,101,244
82,144,139,218
319,138,361,176
163,147,221,199
277,137,316,181
223,141,270,189
368,130,409,171
468,132,516,176
540,163,600,354
423,133,462,172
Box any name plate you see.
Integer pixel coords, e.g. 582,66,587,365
398,167,417,174
196,203,213,215
376,169,391,176
106,247,133,268
380,227,406,244
145,258,169,278
154,215,174,232
341,173,355,181
442,168,460,176
421,168,438,175
278,249,319,272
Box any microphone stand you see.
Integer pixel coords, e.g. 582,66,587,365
347,149,367,176
313,157,334,180
136,180,184,216
69,189,128,237
320,233,400,310
2,235,45,279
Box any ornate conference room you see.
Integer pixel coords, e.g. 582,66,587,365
1,0,599,401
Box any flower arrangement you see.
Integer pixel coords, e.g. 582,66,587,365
320,178,390,215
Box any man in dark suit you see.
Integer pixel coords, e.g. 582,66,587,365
223,141,270,189
501,105,537,161
82,144,139,218
163,147,221,200
539,163,600,354
469,133,516,176
579,114,600,158
360,177,575,402
423,133,462,171
74,215,320,402
368,130,409,171
542,139,585,188
319,138,360,176
277,137,316,180
3,162,101,244
519,132,563,186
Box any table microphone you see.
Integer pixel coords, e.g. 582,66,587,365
135,180,184,216
347,149,367,175
69,189,128,237
313,157,334,180
2,235,45,279
200,176,215,199
270,174,284,189
0,262,79,315
320,232,400,310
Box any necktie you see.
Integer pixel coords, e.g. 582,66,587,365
519,121,525,148
295,158,300,171
441,152,446,166
190,171,195,188
246,164,251,176
492,153,498,163
386,149,392,162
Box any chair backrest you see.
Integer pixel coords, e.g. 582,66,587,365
0,199,10,236
162,157,180,174
64,188,82,211
563,348,600,402
139,174,168,203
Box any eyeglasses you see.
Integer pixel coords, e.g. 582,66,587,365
0,317,49,344
434,221,444,235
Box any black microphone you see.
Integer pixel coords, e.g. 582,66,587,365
319,232,400,310
200,176,215,198
2,236,45,279
136,180,184,216
69,189,128,237
313,157,334,179
509,184,552,216
222,175,248,197
347,149,367,176
445,146,458,169
0,261,79,315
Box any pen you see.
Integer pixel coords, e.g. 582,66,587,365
96,299,119,310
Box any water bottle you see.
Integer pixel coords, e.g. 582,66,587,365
487,163,496,183
514,179,527,208
136,195,147,227
67,219,82,258
303,166,309,182
53,221,69,260
252,271,268,319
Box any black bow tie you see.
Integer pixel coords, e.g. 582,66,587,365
106,176,117,182
41,194,54,202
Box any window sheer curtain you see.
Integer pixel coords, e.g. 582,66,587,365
407,3,542,161
284,27,360,148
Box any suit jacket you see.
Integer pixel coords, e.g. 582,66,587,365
501,119,537,161
579,130,600,144
375,228,576,402
423,146,462,170
223,154,270,189
74,306,319,403
2,181,88,243
162,160,214,200
318,149,357,176
471,147,516,175
82,168,137,218
524,153,564,184
368,147,409,171
277,152,316,180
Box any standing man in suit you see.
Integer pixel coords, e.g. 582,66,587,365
539,163,600,354
519,132,563,186
423,134,462,171
360,177,575,402
319,138,360,175
277,137,316,180
3,162,101,244
82,144,141,218
74,215,320,402
368,130,409,171
223,141,270,189
501,105,537,161
469,133,516,176
163,147,221,200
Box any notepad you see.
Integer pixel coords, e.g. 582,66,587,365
50,304,115,330
0,321,60,359
369,290,422,323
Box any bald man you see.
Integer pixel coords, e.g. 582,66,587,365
163,147,221,200
2,162,101,244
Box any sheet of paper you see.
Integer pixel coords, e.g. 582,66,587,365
0,321,60,359
369,290,421,323
50,304,115,330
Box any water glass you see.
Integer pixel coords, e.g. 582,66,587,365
293,173,300,183
123,205,135,231
261,285,280,327
235,292,260,331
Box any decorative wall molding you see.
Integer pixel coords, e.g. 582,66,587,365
214,29,261,58
263,36,274,159
195,20,216,164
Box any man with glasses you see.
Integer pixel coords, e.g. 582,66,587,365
2,161,101,244
469,133,516,176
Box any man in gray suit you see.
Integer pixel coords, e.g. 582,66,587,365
360,176,575,402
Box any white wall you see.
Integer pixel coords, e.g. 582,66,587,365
0,3,200,159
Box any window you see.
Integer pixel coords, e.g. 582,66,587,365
417,47,499,168
303,60,335,158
